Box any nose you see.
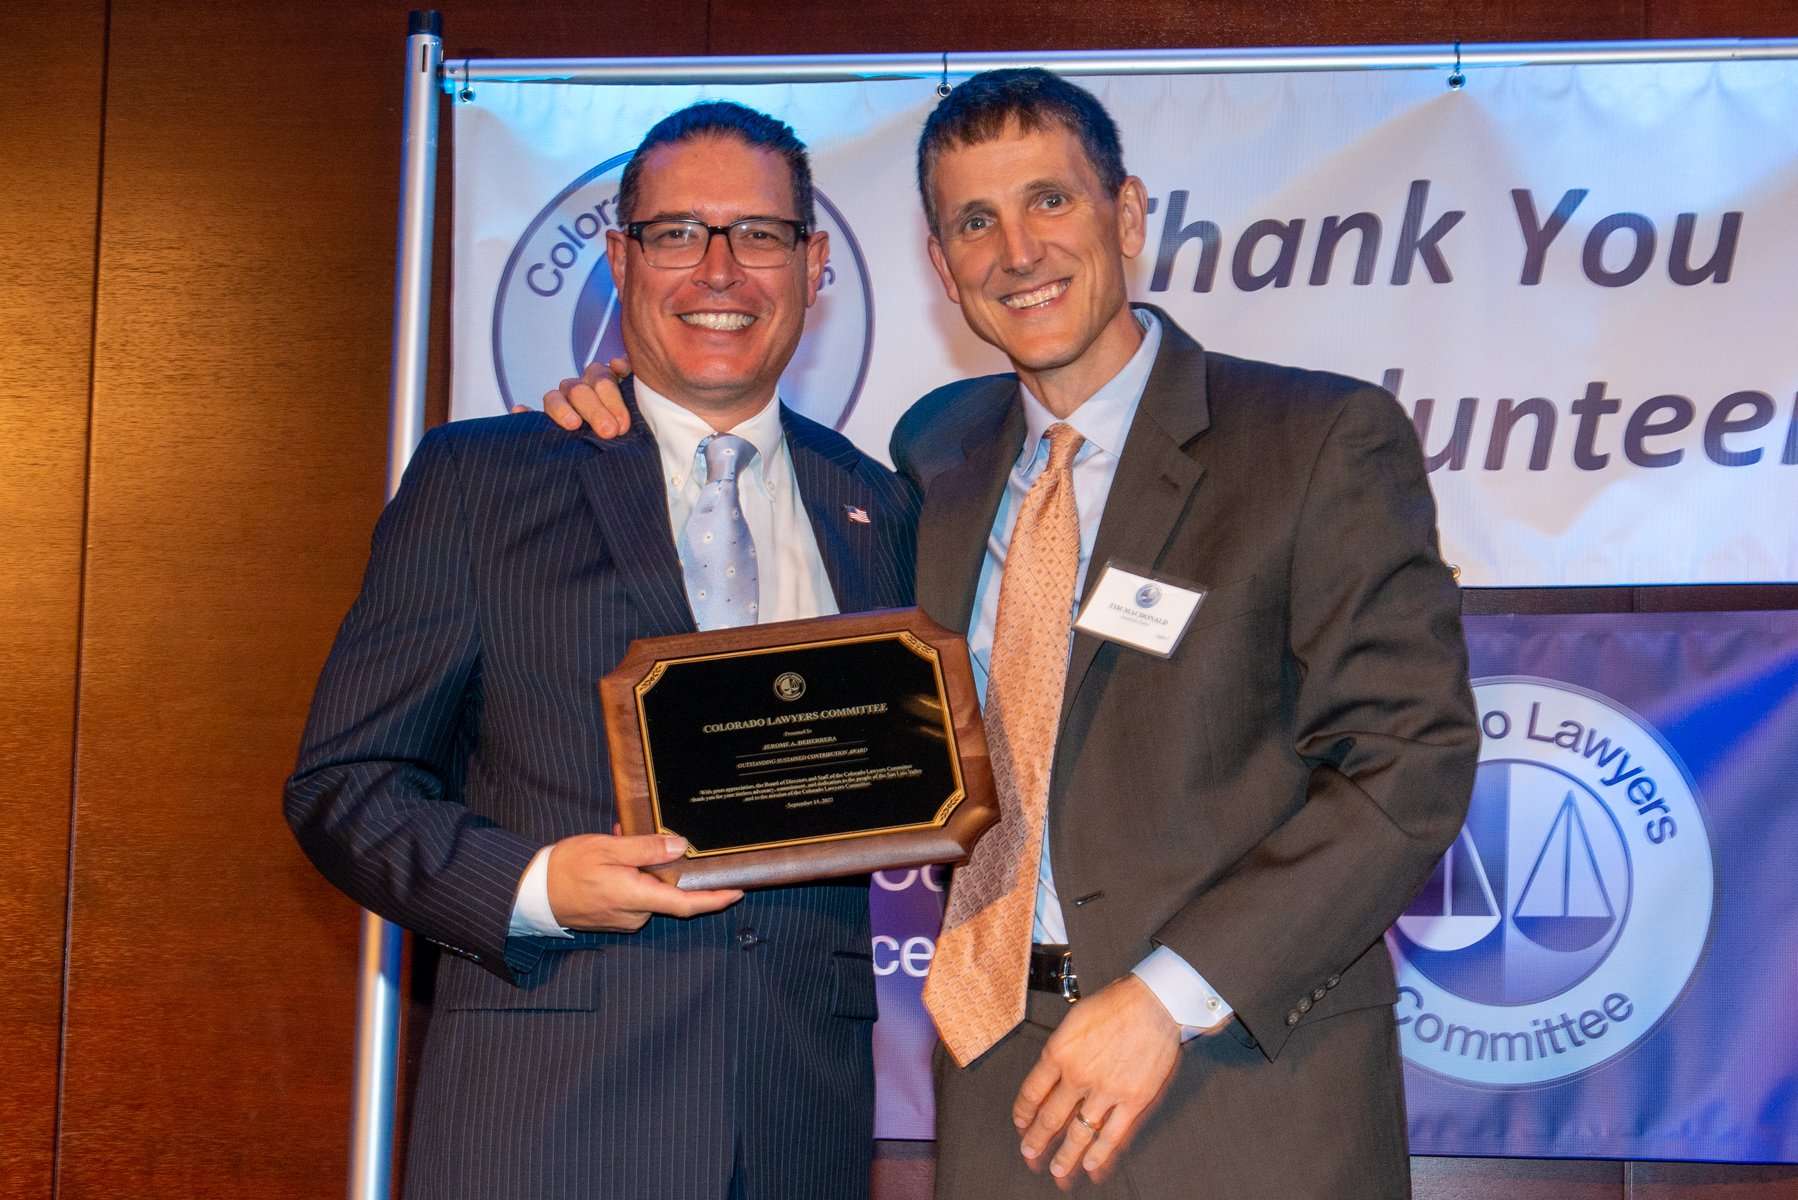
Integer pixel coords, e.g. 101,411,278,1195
999,218,1044,275
693,226,745,290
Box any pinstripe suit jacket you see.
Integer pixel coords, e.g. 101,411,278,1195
286,393,919,1200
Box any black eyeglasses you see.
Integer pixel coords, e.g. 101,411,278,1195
623,218,811,268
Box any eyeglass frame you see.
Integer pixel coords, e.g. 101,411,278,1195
621,217,813,268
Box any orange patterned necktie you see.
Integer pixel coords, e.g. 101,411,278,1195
925,422,1085,1066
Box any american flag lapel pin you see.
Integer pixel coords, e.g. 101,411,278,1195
844,504,871,525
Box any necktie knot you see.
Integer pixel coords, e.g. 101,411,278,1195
700,433,756,484
1044,423,1084,473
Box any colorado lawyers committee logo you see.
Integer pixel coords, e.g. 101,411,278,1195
1386,676,1715,1087
490,152,875,429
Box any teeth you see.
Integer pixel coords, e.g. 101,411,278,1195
1002,280,1068,309
681,312,755,331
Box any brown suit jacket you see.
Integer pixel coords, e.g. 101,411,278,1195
890,308,1478,1198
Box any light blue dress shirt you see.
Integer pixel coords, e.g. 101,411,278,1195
966,310,1232,1036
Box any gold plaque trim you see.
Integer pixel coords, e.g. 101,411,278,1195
632,630,968,857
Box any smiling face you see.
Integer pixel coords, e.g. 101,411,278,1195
925,120,1147,415
606,134,828,429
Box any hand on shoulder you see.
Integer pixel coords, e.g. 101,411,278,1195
512,357,635,439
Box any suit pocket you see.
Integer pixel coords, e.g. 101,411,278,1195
829,950,879,1021
435,948,605,1012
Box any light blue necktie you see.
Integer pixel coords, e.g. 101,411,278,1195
683,433,760,629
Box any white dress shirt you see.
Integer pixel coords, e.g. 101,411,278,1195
509,385,839,938
965,310,1233,1036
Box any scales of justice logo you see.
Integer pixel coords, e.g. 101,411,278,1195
1386,676,1715,1087
490,151,875,429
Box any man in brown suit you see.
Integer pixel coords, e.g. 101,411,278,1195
889,69,1477,1198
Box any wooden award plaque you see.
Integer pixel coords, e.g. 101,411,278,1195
600,607,997,889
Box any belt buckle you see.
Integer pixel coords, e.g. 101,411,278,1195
1052,949,1080,1003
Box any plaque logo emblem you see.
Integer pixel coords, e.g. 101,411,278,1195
1387,676,1714,1086
490,152,875,429
773,672,807,702
1134,583,1162,608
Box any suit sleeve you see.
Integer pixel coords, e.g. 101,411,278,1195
888,409,925,491
284,428,543,982
1151,386,1478,1056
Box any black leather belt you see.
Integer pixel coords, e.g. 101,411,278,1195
1028,944,1080,1002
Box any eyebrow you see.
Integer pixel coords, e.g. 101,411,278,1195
1019,175,1088,203
943,197,993,227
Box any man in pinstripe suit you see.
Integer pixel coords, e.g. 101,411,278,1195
287,102,917,1200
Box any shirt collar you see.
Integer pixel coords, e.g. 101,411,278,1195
1016,308,1162,468
632,379,787,499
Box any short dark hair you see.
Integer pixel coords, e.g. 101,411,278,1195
916,68,1127,234
616,100,816,227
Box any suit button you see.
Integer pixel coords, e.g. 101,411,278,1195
737,929,761,949
1326,975,1341,989
1286,1011,1300,1027
1313,988,1327,1002
1297,997,1312,1013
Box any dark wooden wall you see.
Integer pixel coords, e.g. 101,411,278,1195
2,2,1794,1197
2,4,105,1195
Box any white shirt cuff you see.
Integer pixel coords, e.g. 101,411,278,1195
1132,945,1233,1040
508,845,574,939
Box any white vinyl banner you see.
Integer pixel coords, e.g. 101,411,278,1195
451,64,1798,586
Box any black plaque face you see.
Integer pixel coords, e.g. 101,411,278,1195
635,633,963,855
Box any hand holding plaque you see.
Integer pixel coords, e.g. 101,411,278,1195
600,608,997,889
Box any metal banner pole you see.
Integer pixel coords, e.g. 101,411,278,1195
388,10,442,491
445,37,1798,86
351,10,441,1200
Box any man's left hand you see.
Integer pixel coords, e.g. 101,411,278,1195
1013,973,1180,1190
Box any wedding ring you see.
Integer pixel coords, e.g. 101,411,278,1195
1073,1109,1102,1134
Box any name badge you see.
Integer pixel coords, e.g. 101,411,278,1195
1074,562,1206,658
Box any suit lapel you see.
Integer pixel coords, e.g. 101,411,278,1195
571,380,696,635
916,386,1024,634
1061,311,1212,721
782,406,876,612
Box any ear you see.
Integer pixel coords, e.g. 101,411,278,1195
606,227,629,294
802,229,830,307
926,234,962,305
1116,176,1149,261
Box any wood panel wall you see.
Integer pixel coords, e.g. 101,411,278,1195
2,2,1792,1197
0,2,106,1196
